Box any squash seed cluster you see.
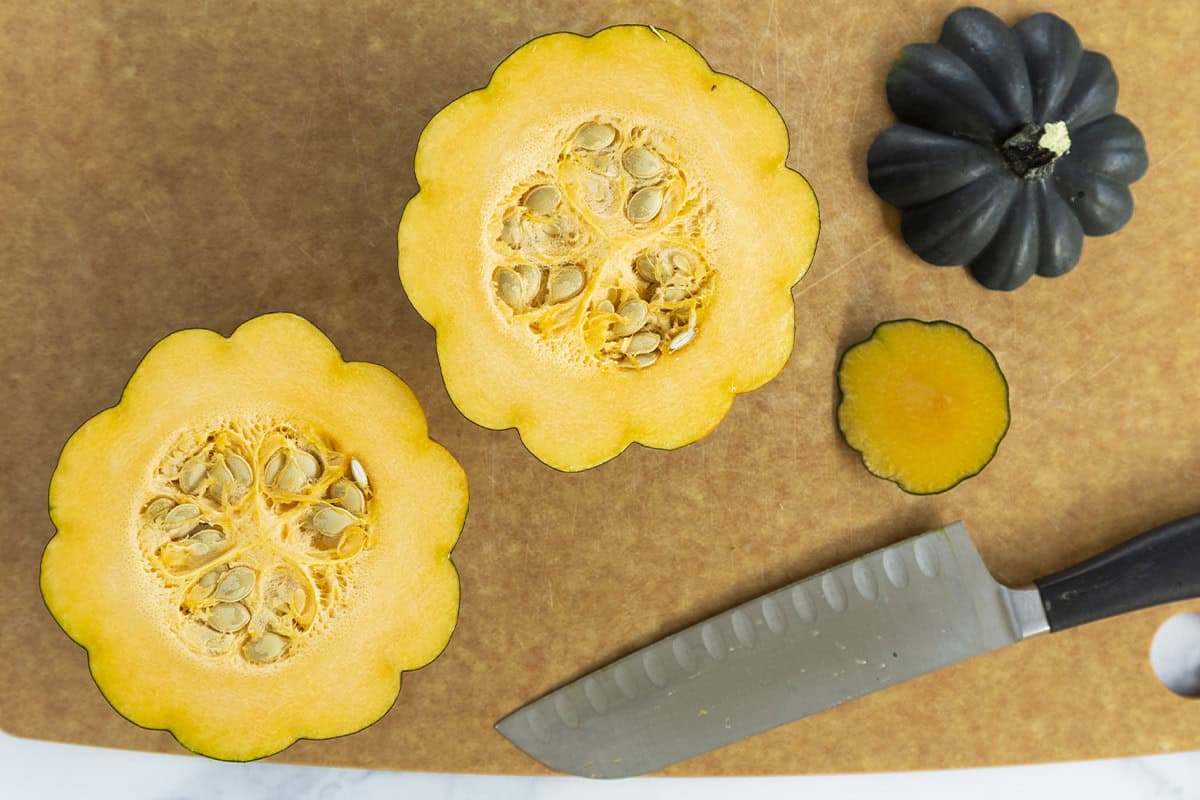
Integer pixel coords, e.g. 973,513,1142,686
491,120,716,369
139,422,373,666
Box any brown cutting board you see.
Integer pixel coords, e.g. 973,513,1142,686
3,0,1198,776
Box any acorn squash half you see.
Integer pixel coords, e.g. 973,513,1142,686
398,25,820,471
41,313,468,761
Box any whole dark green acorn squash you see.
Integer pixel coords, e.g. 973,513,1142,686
867,7,1149,290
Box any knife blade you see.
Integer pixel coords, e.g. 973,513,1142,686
496,513,1200,778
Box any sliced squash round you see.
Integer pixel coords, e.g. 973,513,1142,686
40,313,468,761
836,319,1010,494
397,25,820,471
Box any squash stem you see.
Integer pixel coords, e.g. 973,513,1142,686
1000,121,1071,180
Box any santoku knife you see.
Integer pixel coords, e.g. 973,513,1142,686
496,513,1200,778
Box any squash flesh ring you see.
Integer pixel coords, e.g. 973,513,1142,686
837,320,1009,494
398,26,820,471
41,314,467,760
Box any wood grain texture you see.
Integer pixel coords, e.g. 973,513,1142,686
1,0,1197,775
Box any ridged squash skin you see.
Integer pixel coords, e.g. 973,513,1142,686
41,313,467,761
398,25,819,471
836,319,1010,495
867,8,1148,290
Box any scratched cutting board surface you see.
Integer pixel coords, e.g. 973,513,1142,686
2,0,1199,776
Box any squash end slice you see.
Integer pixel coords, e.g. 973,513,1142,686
836,319,1010,495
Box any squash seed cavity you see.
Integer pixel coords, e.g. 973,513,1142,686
142,422,373,666
490,118,715,368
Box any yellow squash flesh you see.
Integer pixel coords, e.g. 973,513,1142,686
41,313,468,761
836,319,1010,495
398,25,820,471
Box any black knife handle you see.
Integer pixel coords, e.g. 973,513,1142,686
1035,513,1200,632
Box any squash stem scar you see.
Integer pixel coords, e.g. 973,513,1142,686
1001,121,1071,180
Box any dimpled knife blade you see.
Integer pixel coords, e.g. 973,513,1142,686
495,522,1051,778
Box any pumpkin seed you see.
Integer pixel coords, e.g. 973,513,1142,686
312,505,357,536
244,632,287,663
275,458,306,494
271,578,311,625
163,503,200,531
500,213,523,248
668,251,693,275
523,185,561,215
633,352,659,368
199,566,227,589
612,300,648,338
627,186,664,223
293,450,321,480
622,147,665,179
548,267,585,304
167,526,194,542
207,461,235,499
661,285,686,304
614,321,643,340
343,485,366,514
290,586,308,616
575,122,616,150
533,220,559,241
595,299,615,315
192,528,224,547
213,566,255,602
495,267,524,311
186,539,215,560
263,449,286,486
186,567,226,604
625,331,661,356
617,298,648,325
208,602,250,633
349,457,369,490
145,497,174,521
226,453,252,487
179,459,207,493
329,480,366,514
184,581,216,606
634,254,658,282
516,264,543,305
669,328,697,351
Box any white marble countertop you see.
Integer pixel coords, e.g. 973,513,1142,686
4,729,1198,799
